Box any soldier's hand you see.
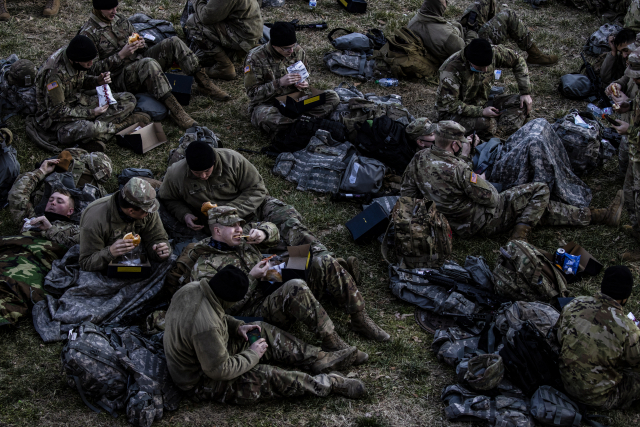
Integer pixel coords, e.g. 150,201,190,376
605,83,621,97
249,260,269,280
295,79,309,89
249,338,268,358
612,120,630,135
118,41,141,59
246,229,266,244
109,239,135,257
30,216,52,231
466,134,481,147
612,91,629,106
279,73,301,87
98,72,112,85
153,242,170,260
238,324,261,340
520,95,533,115
608,35,617,55
184,213,204,230
482,106,500,118
617,101,631,113
39,159,59,175
93,104,109,117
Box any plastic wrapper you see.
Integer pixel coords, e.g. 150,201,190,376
118,245,143,266
287,61,309,83
96,84,117,107
21,217,40,233
562,253,580,275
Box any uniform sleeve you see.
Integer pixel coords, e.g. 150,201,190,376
244,55,285,105
248,221,280,246
437,68,484,117
623,324,640,370
140,212,171,263
494,45,531,95
444,33,466,59
41,222,80,248
158,169,193,224
400,155,421,198
78,216,114,271
45,72,94,122
459,167,499,207
8,169,45,223
80,28,126,75
600,52,618,85
82,74,102,90
192,327,260,382
225,156,268,219
194,0,235,25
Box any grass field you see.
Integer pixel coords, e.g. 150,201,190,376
1,0,640,425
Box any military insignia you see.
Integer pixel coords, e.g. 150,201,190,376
47,81,59,91
244,65,251,74
470,172,478,184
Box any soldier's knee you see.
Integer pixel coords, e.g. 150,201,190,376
282,279,310,294
139,57,163,74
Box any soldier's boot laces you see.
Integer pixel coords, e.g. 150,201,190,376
336,256,361,286
350,311,390,342
0,0,10,21
193,68,231,102
509,223,531,243
42,0,60,16
164,94,197,130
311,346,358,374
526,43,558,66
590,190,623,226
115,112,152,133
205,50,236,81
328,372,366,399
321,331,369,365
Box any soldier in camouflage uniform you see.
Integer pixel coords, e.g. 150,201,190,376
435,39,532,138
35,35,148,152
557,266,640,409
400,121,623,241
405,117,437,150
164,267,366,404
408,0,557,66
79,0,230,129
78,177,171,271
8,149,112,248
601,29,636,86
0,58,37,116
184,0,263,80
243,22,340,136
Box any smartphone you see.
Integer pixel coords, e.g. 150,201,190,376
247,328,261,344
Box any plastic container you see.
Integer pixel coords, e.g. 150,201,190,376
375,78,399,87
309,0,317,8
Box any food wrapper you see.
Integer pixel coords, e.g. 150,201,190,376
287,61,309,83
22,217,40,232
118,245,143,266
628,312,640,328
96,84,117,107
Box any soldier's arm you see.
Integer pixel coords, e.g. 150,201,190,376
45,73,95,122
8,169,45,223
158,170,194,224
244,221,280,247
80,28,126,75
140,212,171,263
244,57,286,105
437,69,484,117
194,0,235,24
494,46,531,95
459,167,499,207
623,325,640,370
225,155,268,219
82,74,102,90
400,156,421,198
78,218,114,271
41,222,80,248
600,52,618,85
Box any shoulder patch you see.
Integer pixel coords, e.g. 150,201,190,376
470,172,478,184
244,65,251,74
47,81,59,91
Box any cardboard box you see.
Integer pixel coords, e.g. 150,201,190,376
275,88,327,119
337,0,367,13
346,203,390,244
165,73,194,106
107,255,151,279
543,241,603,284
282,244,313,282
116,122,167,154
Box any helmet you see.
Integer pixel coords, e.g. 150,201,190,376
464,354,504,391
7,59,37,88
82,152,113,183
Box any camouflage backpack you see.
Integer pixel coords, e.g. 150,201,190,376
383,196,453,268
493,240,568,302
373,27,439,80
167,125,221,167
551,110,603,175
165,242,211,296
584,23,622,56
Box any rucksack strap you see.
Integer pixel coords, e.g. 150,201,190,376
71,375,118,418
68,340,128,377
358,52,366,76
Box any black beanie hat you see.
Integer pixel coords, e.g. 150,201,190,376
601,265,634,300
66,35,98,63
93,0,118,9
465,38,493,67
185,141,216,172
270,22,297,47
209,265,250,302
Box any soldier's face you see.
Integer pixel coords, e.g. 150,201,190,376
100,7,118,20
416,134,436,149
618,42,632,59
274,44,297,58
45,192,74,217
124,207,149,220
212,223,244,246
75,59,94,69
190,166,214,181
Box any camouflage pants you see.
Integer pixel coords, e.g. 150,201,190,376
186,22,258,66
460,0,532,50
51,92,136,145
250,90,341,135
625,161,640,232
236,279,335,338
603,370,640,409
258,196,319,247
112,37,199,100
192,321,331,404
440,94,526,138
481,182,590,235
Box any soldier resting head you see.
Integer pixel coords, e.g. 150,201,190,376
406,118,436,150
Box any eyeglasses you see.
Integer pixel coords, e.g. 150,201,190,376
277,44,297,53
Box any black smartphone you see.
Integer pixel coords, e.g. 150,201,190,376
247,328,261,344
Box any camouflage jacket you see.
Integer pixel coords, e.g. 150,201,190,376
78,195,170,271
557,293,640,407
189,222,280,313
400,146,498,237
243,43,309,110
612,74,638,123
627,89,640,161
600,52,626,86
35,47,109,130
435,45,531,118
406,12,466,65
163,278,256,390
158,150,268,223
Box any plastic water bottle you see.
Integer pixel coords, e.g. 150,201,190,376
587,103,603,115
309,0,317,9
375,78,399,87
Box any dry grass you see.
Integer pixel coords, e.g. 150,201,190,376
1,0,640,425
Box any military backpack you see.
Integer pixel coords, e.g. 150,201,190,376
128,14,177,48
355,115,415,174
268,116,347,155
373,27,438,80
552,110,603,175
168,125,221,167
530,386,582,427
584,23,622,56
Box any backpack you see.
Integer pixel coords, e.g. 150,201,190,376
339,154,386,194
494,301,560,347
493,239,568,302
268,116,347,155
0,127,19,207
530,386,582,427
323,50,377,81
134,93,168,121
366,29,387,50
558,74,597,101
373,27,438,80
584,23,622,56
168,125,221,167
117,168,162,191
355,115,415,174
328,28,374,52
333,82,364,102
383,196,453,268
551,110,603,175
0,54,37,122
128,14,177,48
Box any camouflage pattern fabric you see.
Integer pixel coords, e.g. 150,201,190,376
439,94,526,137
494,301,560,347
258,196,321,247
625,0,640,31
488,118,593,208
0,54,37,116
624,86,640,235
0,236,66,326
551,110,604,175
431,326,482,366
460,0,533,50
557,293,640,409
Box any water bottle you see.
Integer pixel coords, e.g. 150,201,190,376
587,103,603,116
309,0,317,9
375,78,399,87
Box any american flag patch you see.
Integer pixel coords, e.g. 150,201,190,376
47,81,59,91
244,65,251,74
470,172,478,184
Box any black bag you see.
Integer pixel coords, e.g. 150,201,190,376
128,14,177,48
0,127,19,207
135,94,168,121
355,115,414,174
118,168,154,190
268,116,347,155
366,29,387,50
558,74,596,101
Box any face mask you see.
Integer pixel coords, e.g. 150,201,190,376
45,211,71,223
71,62,91,71
470,65,485,73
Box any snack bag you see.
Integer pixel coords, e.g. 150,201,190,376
96,84,117,107
287,61,309,83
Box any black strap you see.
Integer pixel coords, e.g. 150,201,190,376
71,375,103,415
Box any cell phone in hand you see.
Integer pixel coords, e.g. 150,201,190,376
247,328,261,344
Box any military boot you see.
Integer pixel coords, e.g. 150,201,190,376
623,224,640,241
163,94,197,130
321,331,369,365
193,68,231,101
590,190,624,226
311,346,358,374
0,0,10,21
621,251,640,262
205,48,236,80
328,372,366,399
350,311,390,342
526,43,558,66
509,223,531,243
114,112,152,133
42,0,60,16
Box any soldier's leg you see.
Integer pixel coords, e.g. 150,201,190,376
144,37,200,76
124,58,173,100
539,202,591,226
251,104,296,135
493,94,527,136
307,253,364,315
459,0,498,31
258,196,318,245
440,113,497,138
482,183,550,235
478,9,533,51
95,92,137,124
54,121,117,146
620,136,630,178
305,90,341,119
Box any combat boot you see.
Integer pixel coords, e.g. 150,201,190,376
0,0,10,21
350,311,390,342
509,223,531,243
193,68,231,102
42,0,60,16
114,112,152,133
205,49,236,80
163,94,197,130
321,331,369,365
311,346,358,374
590,190,623,226
328,372,366,399
621,251,640,262
526,43,558,66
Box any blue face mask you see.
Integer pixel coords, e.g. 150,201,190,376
470,65,484,73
